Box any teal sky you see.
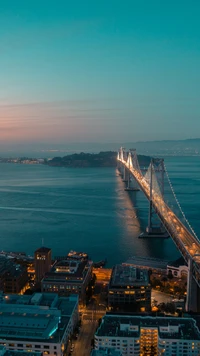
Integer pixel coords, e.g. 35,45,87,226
1,0,200,146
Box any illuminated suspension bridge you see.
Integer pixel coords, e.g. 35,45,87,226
117,147,200,312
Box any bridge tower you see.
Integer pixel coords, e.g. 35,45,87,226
118,147,129,182
124,149,140,191
117,147,125,175
186,257,200,312
146,158,167,236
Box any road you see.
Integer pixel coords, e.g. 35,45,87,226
152,290,173,304
73,320,97,356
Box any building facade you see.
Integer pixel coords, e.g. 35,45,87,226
34,247,52,284
41,258,93,302
95,314,200,356
0,346,42,356
4,265,28,294
108,265,151,312
0,292,79,356
0,257,28,294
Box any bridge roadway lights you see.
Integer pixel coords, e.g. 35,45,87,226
186,258,200,312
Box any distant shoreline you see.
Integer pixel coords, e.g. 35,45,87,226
0,151,151,168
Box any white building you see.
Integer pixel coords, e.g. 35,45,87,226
0,293,79,356
167,263,188,278
95,314,200,356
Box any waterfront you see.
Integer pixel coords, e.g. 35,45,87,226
0,156,199,266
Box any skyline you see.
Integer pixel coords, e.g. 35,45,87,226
1,1,200,146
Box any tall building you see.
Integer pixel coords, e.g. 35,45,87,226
95,314,200,356
34,247,52,283
108,264,151,312
0,292,79,356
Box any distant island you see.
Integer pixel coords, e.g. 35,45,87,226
45,151,151,168
0,152,151,168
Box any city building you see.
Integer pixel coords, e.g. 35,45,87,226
0,257,28,294
167,257,188,278
4,265,28,294
95,314,200,356
41,257,93,302
34,247,52,283
91,348,122,356
0,292,79,356
0,346,42,356
108,265,151,312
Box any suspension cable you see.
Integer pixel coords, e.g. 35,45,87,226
164,163,199,242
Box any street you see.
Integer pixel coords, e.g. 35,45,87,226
152,289,173,304
73,319,97,356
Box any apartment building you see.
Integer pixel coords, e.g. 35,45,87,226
95,314,200,356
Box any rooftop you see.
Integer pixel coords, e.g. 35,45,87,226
109,265,149,288
124,256,169,270
35,247,51,254
0,293,78,343
43,259,92,283
96,315,200,341
0,257,26,279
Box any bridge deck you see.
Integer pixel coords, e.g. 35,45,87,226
118,157,200,286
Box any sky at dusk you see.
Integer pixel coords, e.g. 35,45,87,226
1,0,200,148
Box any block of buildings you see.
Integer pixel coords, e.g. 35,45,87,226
34,247,52,283
41,257,93,301
0,292,79,356
95,314,200,356
108,265,151,312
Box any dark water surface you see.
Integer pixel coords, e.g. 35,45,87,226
0,156,199,266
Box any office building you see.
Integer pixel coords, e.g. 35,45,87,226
95,314,200,356
108,265,151,312
41,258,92,302
34,247,52,283
0,292,79,356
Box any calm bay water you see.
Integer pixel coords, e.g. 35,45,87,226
0,156,200,266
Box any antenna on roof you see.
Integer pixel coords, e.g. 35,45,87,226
42,238,44,247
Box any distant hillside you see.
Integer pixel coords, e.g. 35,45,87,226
123,138,200,156
46,151,151,168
